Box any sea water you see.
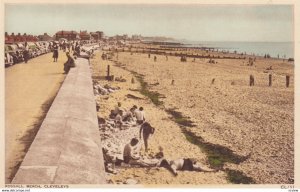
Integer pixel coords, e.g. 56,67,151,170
181,41,294,59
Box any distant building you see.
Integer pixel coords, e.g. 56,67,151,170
96,31,104,39
132,34,142,40
90,32,100,41
79,30,92,40
5,32,14,44
90,31,104,41
55,30,79,41
38,33,53,41
5,32,38,43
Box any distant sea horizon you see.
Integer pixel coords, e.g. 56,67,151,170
178,40,294,59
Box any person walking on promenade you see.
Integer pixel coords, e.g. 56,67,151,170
23,42,30,64
53,43,59,62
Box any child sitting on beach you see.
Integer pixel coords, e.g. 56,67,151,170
114,110,123,129
110,102,122,118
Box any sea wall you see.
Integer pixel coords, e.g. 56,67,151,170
12,57,106,184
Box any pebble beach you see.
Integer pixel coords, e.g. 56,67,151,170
90,46,294,185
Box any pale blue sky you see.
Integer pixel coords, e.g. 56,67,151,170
5,4,294,42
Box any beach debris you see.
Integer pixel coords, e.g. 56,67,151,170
231,81,235,85
115,76,126,82
96,101,101,111
126,94,143,100
131,77,135,84
171,80,175,85
98,116,106,124
269,74,272,87
129,88,139,92
124,179,138,185
211,78,215,84
154,56,157,62
150,82,159,86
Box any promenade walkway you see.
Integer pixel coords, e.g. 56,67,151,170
5,52,66,183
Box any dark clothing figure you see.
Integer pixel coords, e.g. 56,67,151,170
64,53,75,73
182,158,194,171
53,44,59,62
139,122,155,152
23,50,29,63
74,44,80,56
23,42,29,63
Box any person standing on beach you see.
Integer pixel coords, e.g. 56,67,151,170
135,107,145,125
139,122,155,152
53,43,59,62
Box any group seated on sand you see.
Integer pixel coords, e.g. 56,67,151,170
103,102,216,176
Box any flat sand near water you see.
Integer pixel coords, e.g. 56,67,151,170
91,49,293,184
5,51,66,183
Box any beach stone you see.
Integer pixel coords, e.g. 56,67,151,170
124,179,138,185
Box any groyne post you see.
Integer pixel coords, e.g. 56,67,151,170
250,75,254,86
286,75,290,87
269,74,272,87
107,65,110,78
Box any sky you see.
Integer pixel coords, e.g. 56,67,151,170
4,4,294,42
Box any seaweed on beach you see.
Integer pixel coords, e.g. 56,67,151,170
165,108,254,184
165,108,196,127
182,129,250,169
225,169,255,184
113,60,164,106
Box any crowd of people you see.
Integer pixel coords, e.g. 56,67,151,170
103,102,216,176
52,41,82,62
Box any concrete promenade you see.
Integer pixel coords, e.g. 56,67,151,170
5,52,66,183
12,57,106,184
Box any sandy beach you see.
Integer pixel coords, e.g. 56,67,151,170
91,47,294,184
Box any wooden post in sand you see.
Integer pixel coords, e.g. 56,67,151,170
107,65,110,79
250,75,254,86
286,75,290,87
269,74,272,87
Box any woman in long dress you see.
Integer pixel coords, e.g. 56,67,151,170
53,43,59,62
